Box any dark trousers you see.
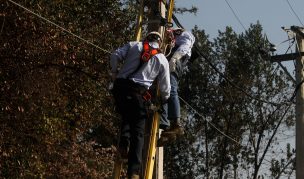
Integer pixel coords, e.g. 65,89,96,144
112,78,147,176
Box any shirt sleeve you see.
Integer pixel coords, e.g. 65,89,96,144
175,31,195,57
110,43,131,73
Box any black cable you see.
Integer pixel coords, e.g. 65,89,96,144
172,13,288,106
286,0,304,27
224,0,246,31
170,2,297,168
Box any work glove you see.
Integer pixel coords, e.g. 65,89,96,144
169,58,177,72
108,72,117,91
169,52,183,72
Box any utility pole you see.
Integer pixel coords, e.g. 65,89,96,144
142,1,165,179
271,26,304,179
293,26,304,179
155,2,165,179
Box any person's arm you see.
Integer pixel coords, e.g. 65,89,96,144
175,31,195,57
169,32,195,72
110,43,131,80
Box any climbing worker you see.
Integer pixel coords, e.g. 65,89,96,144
110,31,170,179
158,27,195,146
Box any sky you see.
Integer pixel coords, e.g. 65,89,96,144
175,0,304,75
175,1,300,177
176,0,304,50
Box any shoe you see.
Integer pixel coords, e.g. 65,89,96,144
161,122,184,136
129,174,140,179
159,124,169,130
157,122,184,147
157,133,176,147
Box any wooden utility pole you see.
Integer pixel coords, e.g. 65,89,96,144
293,26,304,179
142,1,165,179
155,2,165,179
271,26,304,179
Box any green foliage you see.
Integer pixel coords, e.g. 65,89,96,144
1,1,296,178
164,23,295,179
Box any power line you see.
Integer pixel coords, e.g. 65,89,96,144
179,96,242,146
179,92,294,166
8,0,112,54
172,8,297,154
277,38,296,83
9,0,296,149
285,0,304,27
218,0,297,85
8,0,246,149
223,1,296,86
172,13,292,107
223,0,298,84
224,0,246,31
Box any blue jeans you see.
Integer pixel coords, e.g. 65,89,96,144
160,73,180,129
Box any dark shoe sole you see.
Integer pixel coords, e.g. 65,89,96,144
157,134,177,147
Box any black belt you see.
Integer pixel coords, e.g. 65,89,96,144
114,78,147,94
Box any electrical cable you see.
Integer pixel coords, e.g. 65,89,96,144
170,5,297,164
285,0,304,27
277,38,296,83
179,76,298,166
9,0,297,167
8,0,112,54
224,0,246,31
179,96,242,145
172,13,293,106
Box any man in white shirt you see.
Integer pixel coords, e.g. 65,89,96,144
110,31,170,179
159,28,195,146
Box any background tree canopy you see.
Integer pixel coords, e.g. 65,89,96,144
1,0,296,178
1,0,136,178
166,25,295,178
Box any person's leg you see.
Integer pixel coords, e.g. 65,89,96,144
159,102,170,130
112,81,131,158
157,74,183,146
167,73,181,122
167,73,183,134
127,93,147,177
118,118,130,158
160,73,180,128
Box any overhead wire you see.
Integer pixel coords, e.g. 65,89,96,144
179,96,241,145
15,0,247,151
7,0,297,170
171,3,297,169
173,14,290,107
7,0,112,54
179,78,297,165
171,4,297,153
224,0,246,31
277,38,296,83
223,0,297,87
285,0,304,27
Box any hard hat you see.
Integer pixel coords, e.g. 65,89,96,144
145,31,163,42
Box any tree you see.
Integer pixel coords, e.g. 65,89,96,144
1,0,136,178
164,23,295,179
